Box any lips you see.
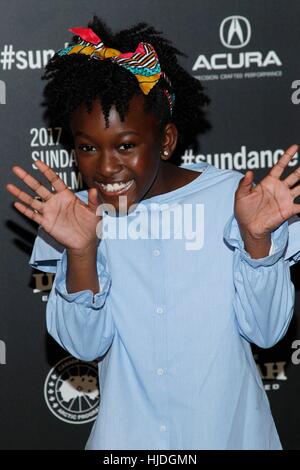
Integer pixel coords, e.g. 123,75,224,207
94,179,135,196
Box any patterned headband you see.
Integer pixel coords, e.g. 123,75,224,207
57,27,175,115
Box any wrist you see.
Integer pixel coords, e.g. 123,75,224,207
66,241,100,295
67,241,98,259
240,231,271,259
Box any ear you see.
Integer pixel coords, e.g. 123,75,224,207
160,123,178,161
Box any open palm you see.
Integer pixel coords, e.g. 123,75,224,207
235,144,300,239
6,159,101,252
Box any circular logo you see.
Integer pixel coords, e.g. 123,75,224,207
220,16,251,49
44,356,100,424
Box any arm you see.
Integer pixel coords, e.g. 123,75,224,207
7,160,115,361
223,215,295,348
29,225,115,361
239,231,271,259
225,144,300,347
66,244,99,295
46,245,115,362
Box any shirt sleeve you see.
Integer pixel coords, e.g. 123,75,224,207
29,225,65,272
223,215,295,348
29,225,115,361
46,247,115,361
268,239,275,255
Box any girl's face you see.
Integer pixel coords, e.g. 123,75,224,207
70,94,177,214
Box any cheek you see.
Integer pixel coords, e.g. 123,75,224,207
77,159,95,183
131,149,160,177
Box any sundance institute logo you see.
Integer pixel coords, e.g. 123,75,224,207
44,356,99,424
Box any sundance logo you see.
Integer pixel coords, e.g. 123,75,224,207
193,15,282,73
255,340,300,392
32,271,54,303
257,360,287,391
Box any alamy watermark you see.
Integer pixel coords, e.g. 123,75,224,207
0,79,6,104
95,198,205,251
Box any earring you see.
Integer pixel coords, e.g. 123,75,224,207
162,150,169,158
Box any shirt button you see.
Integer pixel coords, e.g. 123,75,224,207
157,368,164,375
152,249,160,256
156,307,164,314
160,425,167,432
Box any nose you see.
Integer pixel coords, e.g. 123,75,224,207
95,150,123,178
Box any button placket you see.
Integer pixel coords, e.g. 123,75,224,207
151,240,169,448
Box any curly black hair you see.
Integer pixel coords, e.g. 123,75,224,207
41,16,211,165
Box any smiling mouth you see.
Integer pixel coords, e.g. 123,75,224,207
94,179,135,196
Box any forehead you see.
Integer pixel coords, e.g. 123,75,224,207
70,94,159,134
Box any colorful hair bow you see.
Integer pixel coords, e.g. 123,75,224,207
57,27,175,114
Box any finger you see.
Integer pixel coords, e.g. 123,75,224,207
6,183,44,212
13,201,43,225
293,202,300,215
236,171,254,198
283,165,300,188
269,144,299,179
34,159,68,193
87,187,99,212
291,184,300,199
11,166,53,201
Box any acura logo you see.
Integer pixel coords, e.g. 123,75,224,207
220,16,251,49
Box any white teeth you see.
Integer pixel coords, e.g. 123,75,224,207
99,179,133,192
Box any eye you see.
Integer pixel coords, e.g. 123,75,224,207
77,144,97,153
119,143,135,151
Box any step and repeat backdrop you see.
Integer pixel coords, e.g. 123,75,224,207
1,0,300,450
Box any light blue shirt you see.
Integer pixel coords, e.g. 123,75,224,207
29,161,300,450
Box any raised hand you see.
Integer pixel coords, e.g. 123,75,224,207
234,144,300,248
6,160,101,253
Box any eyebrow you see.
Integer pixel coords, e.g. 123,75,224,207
74,130,140,138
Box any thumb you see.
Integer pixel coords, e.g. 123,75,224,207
236,171,254,198
87,187,99,212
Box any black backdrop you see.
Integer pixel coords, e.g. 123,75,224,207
1,0,300,450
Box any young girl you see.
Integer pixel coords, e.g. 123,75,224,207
6,17,300,450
